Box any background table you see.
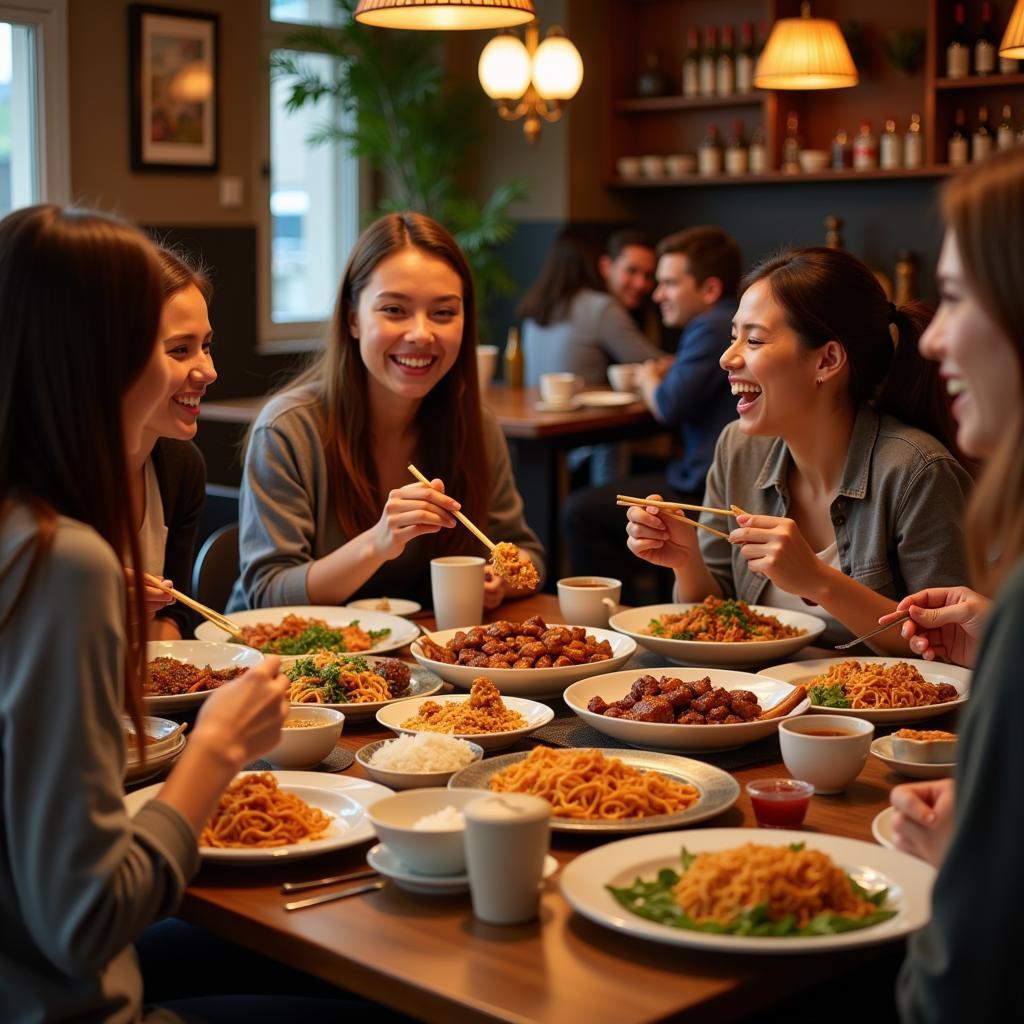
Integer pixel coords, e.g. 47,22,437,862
175,593,939,1023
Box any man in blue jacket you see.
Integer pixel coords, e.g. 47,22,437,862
563,226,740,603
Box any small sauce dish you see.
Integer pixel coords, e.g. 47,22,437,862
746,778,814,829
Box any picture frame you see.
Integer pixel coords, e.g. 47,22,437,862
129,4,219,172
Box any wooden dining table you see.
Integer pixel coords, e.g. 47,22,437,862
176,593,940,1023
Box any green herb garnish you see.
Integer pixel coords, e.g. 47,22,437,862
258,623,389,655
808,684,852,709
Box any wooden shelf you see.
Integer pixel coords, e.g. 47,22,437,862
615,93,764,113
608,165,951,188
934,73,1024,89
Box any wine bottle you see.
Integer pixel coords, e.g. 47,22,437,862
699,26,717,97
853,120,878,171
904,113,924,169
698,123,723,176
879,119,901,170
947,3,970,78
682,26,700,98
975,1,996,75
893,251,917,306
716,25,735,96
948,108,969,166
998,104,1016,150
749,127,768,174
725,119,748,175
736,21,756,93
972,105,994,162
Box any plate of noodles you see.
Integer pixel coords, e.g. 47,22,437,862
609,599,826,667
410,619,635,698
374,677,555,751
758,657,971,724
144,640,266,713
560,827,935,952
562,669,809,752
448,748,739,834
195,605,420,660
284,653,443,721
124,770,394,863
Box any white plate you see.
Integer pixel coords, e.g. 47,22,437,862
367,844,559,895
123,715,185,760
356,738,485,789
287,658,445,722
534,399,579,412
576,390,637,407
410,624,636,699
609,603,826,668
448,749,739,833
560,827,935,953
195,605,420,658
144,641,265,713
375,693,555,752
345,598,422,617
562,669,809,752
124,771,393,863
758,657,971,724
870,736,955,780
124,735,186,784
872,806,898,850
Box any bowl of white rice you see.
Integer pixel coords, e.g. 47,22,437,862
357,733,484,790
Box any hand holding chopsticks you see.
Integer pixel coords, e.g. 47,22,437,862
407,463,496,551
142,572,247,643
616,494,738,542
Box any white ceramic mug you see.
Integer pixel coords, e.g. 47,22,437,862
778,714,874,794
476,345,498,391
557,576,621,628
430,556,485,630
607,364,639,392
539,372,578,405
464,793,551,924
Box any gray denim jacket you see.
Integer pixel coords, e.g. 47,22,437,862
698,407,972,605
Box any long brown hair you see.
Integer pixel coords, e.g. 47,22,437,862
285,212,489,551
0,205,164,729
942,148,1024,593
743,247,961,458
516,227,604,326
154,242,213,303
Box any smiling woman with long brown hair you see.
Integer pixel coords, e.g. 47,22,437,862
232,212,543,612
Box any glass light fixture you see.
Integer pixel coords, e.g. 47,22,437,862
354,0,535,30
477,20,583,142
754,1,858,90
999,0,1024,58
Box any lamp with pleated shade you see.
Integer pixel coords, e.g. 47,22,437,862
354,0,535,30
754,2,858,90
999,0,1024,59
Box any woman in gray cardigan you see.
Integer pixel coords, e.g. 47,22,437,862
625,247,971,651
234,213,543,612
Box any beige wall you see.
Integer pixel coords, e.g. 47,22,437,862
69,0,261,224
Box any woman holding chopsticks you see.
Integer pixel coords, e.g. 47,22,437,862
625,246,972,650
231,212,543,612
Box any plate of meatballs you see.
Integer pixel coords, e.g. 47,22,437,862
562,670,811,751
411,616,636,699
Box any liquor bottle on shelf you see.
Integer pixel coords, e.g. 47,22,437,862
781,111,801,173
636,53,669,97
975,1,997,75
725,120,748,175
947,3,970,79
998,105,1015,149
717,25,735,96
880,119,902,170
831,128,851,170
973,105,995,162
682,27,700,98
948,108,969,166
699,26,718,97
893,251,918,307
699,123,724,176
503,326,523,389
736,21,756,93
749,127,768,174
904,113,925,169
853,120,878,171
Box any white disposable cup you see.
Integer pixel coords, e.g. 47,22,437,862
539,372,578,404
476,345,498,391
464,793,551,924
557,576,621,628
430,556,485,630
607,364,639,392
779,714,874,794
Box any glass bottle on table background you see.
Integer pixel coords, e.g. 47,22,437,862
948,107,969,166
699,26,717,97
947,2,970,78
975,1,996,75
682,26,700,98
736,21,756,93
893,250,917,306
903,113,924,168
503,325,523,389
972,105,994,162
998,105,1015,150
716,24,735,96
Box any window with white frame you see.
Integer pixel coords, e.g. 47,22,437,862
261,2,359,353
0,0,68,215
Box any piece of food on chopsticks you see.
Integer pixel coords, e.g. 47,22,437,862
489,541,539,591
608,842,897,937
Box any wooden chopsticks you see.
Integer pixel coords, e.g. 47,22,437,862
143,573,245,641
407,463,496,551
616,494,753,543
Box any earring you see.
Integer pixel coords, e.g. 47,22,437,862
816,376,824,385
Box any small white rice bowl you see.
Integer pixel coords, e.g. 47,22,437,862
357,734,484,790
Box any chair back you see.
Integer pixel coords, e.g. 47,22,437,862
191,522,240,614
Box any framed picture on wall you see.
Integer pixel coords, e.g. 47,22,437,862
129,5,219,172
